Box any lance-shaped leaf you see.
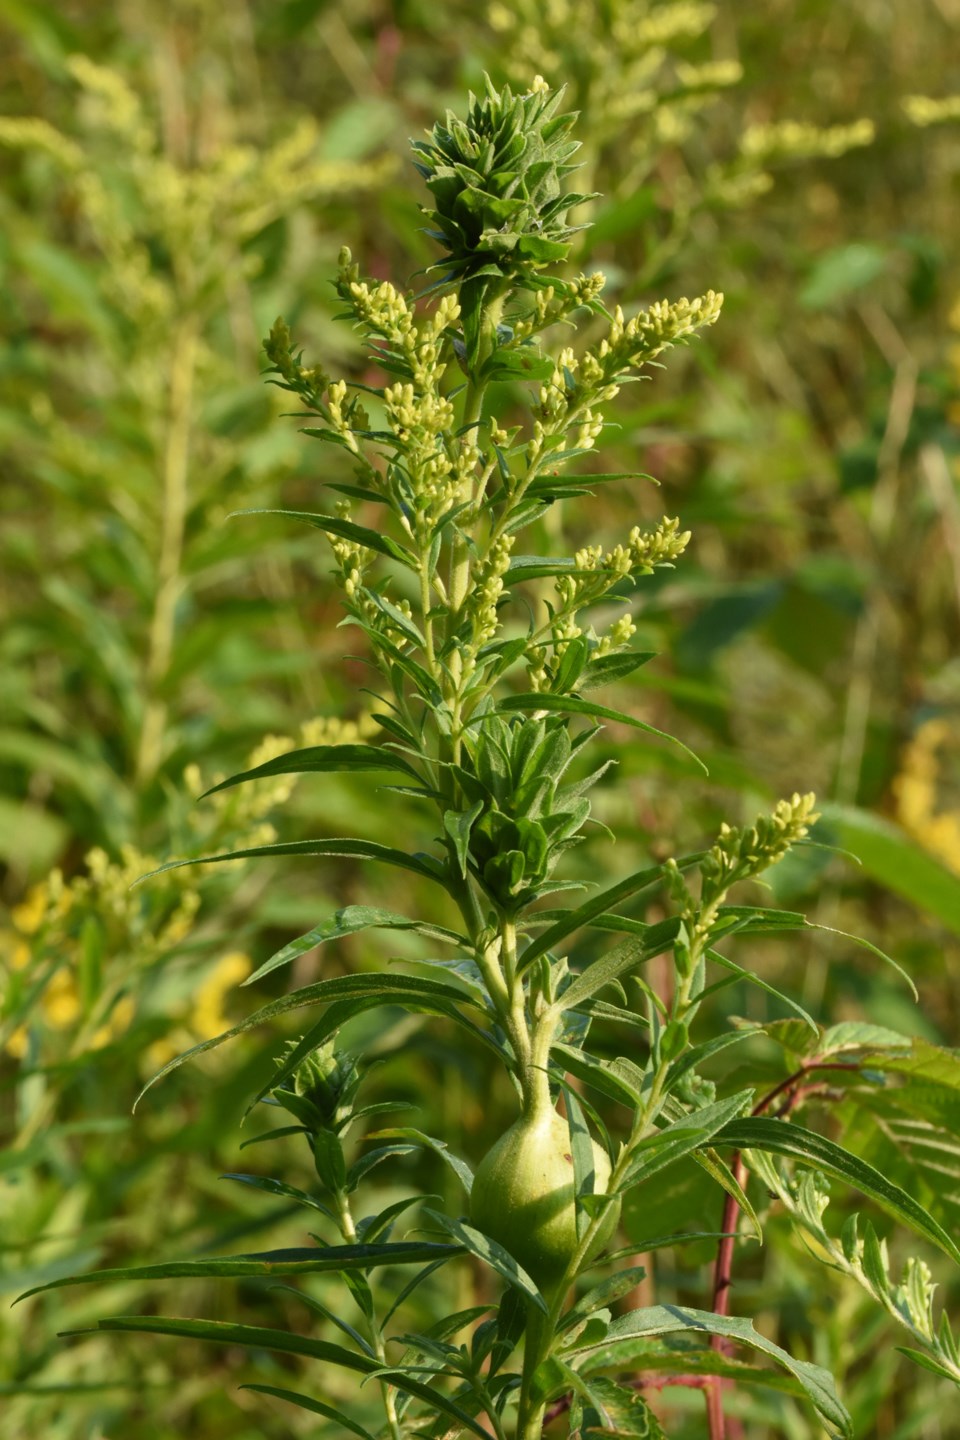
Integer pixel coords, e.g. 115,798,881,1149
518,853,703,971
135,972,486,1106
200,744,422,800
421,1208,548,1313
550,918,682,1013
483,692,706,773
230,507,417,568
17,1243,463,1303
703,948,818,1034
137,837,449,888
617,1092,754,1194
67,1317,491,1438
241,1384,376,1440
244,905,467,987
717,1117,960,1266
569,1306,851,1437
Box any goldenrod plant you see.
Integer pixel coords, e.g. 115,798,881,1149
18,75,960,1440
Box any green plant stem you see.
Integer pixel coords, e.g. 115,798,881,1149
516,1302,550,1440
335,1187,404,1440
136,314,199,784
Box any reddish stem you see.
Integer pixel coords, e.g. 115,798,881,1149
704,1059,860,1440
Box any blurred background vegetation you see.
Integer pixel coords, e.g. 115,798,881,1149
1,1,958,1436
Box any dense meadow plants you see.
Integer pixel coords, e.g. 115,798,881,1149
22,77,960,1440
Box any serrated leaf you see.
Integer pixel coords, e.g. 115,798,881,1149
580,1374,667,1438
719,1117,960,1264
571,1306,850,1436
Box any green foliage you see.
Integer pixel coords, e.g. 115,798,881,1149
19,62,959,1440
4,4,960,1439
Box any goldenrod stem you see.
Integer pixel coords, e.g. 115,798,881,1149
136,315,198,783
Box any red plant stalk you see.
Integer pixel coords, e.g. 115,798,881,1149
703,1059,860,1440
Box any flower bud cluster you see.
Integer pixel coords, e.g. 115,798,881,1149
512,271,607,342
469,534,516,648
740,118,875,163
596,291,724,376
555,516,691,617
697,792,819,929
329,501,373,600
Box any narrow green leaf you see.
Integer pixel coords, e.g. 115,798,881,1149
718,1117,960,1265
220,1173,333,1217
368,1128,474,1196
519,854,703,971
489,693,706,773
81,1317,491,1438
200,744,420,799
559,1268,649,1335
571,1306,850,1436
553,1045,644,1108
618,1093,754,1193
809,920,917,999
137,838,448,888
664,1029,762,1095
421,1208,548,1313
241,1383,377,1440
444,801,485,878
18,1243,461,1303
244,906,465,987
553,918,682,1012
692,1150,762,1242
232,508,416,569
580,651,658,690
347,1144,420,1190
704,948,818,1033
563,1085,597,1238
135,973,485,1106
894,1348,960,1383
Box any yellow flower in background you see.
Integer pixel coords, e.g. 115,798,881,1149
893,719,960,875
12,885,47,936
41,969,83,1029
6,1026,29,1059
189,951,252,1042
91,994,136,1050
